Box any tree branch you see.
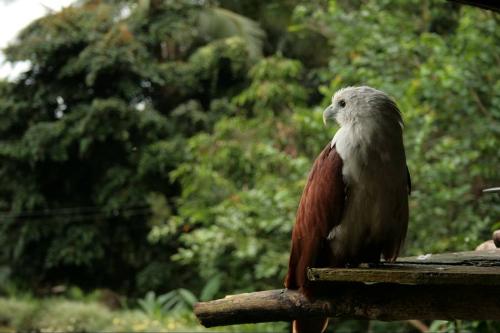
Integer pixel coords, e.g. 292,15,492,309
194,284,500,327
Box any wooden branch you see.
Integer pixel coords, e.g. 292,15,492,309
195,283,500,327
469,88,491,118
407,320,429,333
195,289,313,327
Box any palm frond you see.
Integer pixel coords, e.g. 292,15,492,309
198,7,265,59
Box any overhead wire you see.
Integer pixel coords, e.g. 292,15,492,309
0,205,153,223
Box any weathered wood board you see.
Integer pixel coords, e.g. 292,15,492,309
398,249,500,266
308,265,500,285
309,250,500,286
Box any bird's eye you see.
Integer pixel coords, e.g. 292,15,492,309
339,100,346,108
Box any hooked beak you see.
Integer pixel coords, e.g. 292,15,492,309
323,104,336,126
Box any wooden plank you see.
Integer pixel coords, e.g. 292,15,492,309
398,249,500,266
308,265,500,285
194,284,500,327
308,250,500,285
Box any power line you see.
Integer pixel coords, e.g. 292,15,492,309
0,206,154,223
0,204,150,218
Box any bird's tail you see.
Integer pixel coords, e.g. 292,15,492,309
292,317,329,333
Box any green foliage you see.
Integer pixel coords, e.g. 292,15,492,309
198,7,266,59
234,56,308,113
0,0,264,293
31,300,111,332
138,291,173,319
0,297,39,329
0,296,112,332
429,320,500,333
137,275,220,319
170,113,309,290
0,292,287,332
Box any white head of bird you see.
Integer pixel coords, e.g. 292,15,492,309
323,86,403,129
323,86,405,163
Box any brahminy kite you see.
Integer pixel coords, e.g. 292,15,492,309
285,86,411,333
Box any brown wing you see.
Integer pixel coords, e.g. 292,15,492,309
284,143,345,296
406,165,412,195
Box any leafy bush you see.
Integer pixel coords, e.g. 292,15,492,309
30,300,111,332
137,275,220,319
0,297,38,329
0,295,286,332
0,0,263,294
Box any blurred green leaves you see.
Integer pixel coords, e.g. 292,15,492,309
0,0,265,293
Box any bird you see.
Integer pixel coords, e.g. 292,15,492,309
285,86,411,333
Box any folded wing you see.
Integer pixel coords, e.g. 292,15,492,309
285,144,345,297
